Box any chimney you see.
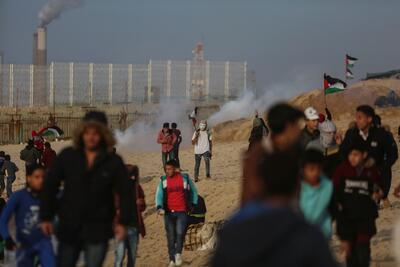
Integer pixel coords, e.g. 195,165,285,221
36,27,47,66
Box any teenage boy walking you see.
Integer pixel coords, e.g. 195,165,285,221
155,160,198,267
0,164,55,267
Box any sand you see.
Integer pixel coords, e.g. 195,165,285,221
1,118,400,267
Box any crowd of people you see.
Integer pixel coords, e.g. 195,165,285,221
0,102,398,267
214,103,399,267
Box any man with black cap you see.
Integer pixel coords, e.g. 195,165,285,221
40,111,136,267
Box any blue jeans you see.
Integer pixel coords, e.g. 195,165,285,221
114,227,139,267
6,175,16,198
16,239,55,267
164,212,188,261
162,151,175,168
194,152,211,179
57,242,108,267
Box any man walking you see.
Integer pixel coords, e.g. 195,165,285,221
157,123,177,168
156,160,198,267
192,120,212,182
40,111,136,267
171,123,182,168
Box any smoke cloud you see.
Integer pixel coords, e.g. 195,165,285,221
115,100,194,153
207,69,319,127
38,0,82,26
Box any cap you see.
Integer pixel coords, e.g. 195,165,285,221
304,107,319,121
83,111,108,125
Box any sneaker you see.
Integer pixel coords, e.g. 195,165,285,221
175,253,182,266
168,260,176,267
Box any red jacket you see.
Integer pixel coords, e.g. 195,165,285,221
157,130,177,153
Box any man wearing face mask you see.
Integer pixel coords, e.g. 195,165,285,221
192,120,212,182
307,120,342,178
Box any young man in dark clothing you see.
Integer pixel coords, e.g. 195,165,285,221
40,111,136,267
213,153,337,267
171,123,182,167
41,142,57,170
155,160,198,267
242,103,304,204
333,142,382,267
20,140,41,172
299,106,320,149
340,105,398,193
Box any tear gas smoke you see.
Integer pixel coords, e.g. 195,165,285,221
208,70,319,127
38,0,82,26
115,100,194,153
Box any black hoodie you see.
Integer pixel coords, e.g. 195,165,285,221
212,204,337,267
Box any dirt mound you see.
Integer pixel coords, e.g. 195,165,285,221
213,79,400,143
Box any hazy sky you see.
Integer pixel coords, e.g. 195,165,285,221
1,0,400,94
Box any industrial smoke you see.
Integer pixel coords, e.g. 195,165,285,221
38,0,82,26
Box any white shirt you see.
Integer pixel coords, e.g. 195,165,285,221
192,130,212,155
359,130,369,141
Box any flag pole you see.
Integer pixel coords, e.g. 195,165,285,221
323,73,328,109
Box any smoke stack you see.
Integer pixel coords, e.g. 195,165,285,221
33,27,47,66
32,27,47,106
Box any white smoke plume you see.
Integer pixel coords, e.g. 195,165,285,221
115,100,194,153
207,69,319,127
38,0,82,26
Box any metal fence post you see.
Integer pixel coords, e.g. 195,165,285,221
69,62,74,106
147,60,152,103
224,61,230,99
108,63,113,104
166,60,172,98
29,65,34,107
244,61,247,92
205,61,210,97
49,62,54,106
128,64,133,102
89,63,93,106
186,60,191,99
9,64,13,107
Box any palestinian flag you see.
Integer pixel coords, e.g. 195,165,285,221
324,74,347,95
346,54,358,68
346,68,354,79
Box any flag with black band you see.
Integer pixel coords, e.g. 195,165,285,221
324,74,347,95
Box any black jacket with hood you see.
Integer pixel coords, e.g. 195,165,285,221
212,206,337,267
40,112,136,244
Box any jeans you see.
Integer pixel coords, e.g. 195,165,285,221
16,239,55,267
57,242,108,267
164,212,188,261
194,152,211,180
6,175,16,198
114,227,139,267
162,151,175,168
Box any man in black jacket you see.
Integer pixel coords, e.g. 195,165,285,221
340,105,398,188
40,111,136,267
213,153,337,267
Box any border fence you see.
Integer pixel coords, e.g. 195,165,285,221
0,60,247,107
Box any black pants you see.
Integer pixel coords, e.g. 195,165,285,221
381,168,393,199
174,146,180,167
346,242,371,267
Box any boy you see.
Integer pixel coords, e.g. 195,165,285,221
0,164,55,267
157,123,177,168
192,120,212,182
333,142,382,267
300,149,334,238
1,155,19,198
114,165,146,267
156,160,198,267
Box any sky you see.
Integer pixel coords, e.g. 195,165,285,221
1,0,400,95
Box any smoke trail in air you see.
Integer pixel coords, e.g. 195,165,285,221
38,0,82,26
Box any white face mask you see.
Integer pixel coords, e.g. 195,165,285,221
199,124,207,131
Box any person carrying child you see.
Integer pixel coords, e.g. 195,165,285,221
333,142,382,267
300,149,334,238
0,164,55,267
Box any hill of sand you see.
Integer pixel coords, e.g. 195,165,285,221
213,78,400,143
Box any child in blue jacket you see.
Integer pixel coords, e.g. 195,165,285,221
0,164,55,267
